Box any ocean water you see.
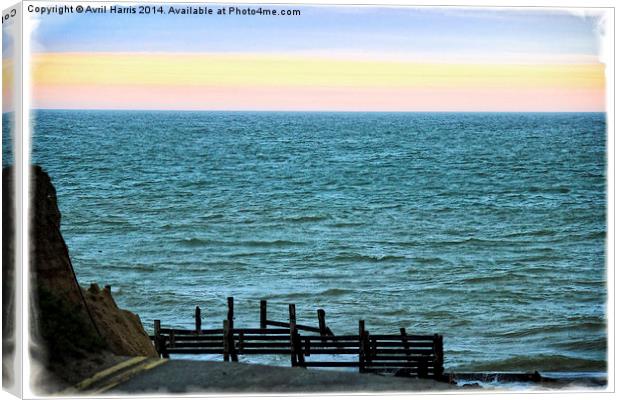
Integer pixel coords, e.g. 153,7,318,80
18,110,608,373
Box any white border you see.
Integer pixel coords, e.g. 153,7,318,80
0,1,614,399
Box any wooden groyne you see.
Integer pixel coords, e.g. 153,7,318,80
151,297,446,381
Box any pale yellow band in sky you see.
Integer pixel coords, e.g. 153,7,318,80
29,53,605,111
33,53,604,90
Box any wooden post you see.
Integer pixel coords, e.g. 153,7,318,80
155,320,169,359
154,320,162,357
238,332,244,352
223,320,230,362
260,300,267,329
169,331,176,348
195,306,202,333
317,309,327,341
433,334,444,379
297,333,306,368
227,297,238,362
364,330,370,367
289,304,297,367
161,341,169,359
227,297,234,328
419,358,429,379
400,328,411,356
358,320,365,373
371,338,377,359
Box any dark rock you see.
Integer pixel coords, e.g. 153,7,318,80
88,283,100,294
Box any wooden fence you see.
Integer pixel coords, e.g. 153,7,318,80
152,297,445,380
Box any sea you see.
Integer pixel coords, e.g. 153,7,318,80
2,110,608,380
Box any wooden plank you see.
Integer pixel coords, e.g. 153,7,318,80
295,341,359,348
163,342,223,348
234,342,295,348
168,349,224,354
295,324,321,333
371,349,434,355
162,335,222,342
235,349,291,355
260,300,267,329
265,320,289,328
160,328,223,335
361,341,434,347
266,319,321,333
232,328,290,334
232,335,291,340
298,349,359,355
298,335,359,341
371,355,433,361
369,335,435,340
192,329,224,335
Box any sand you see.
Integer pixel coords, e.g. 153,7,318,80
110,359,458,394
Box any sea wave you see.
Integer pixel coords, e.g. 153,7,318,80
330,252,407,263
282,214,330,223
497,321,606,339
176,238,305,248
461,354,606,372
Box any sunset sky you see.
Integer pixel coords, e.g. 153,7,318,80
30,5,606,111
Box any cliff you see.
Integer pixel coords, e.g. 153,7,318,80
84,283,157,357
3,165,157,389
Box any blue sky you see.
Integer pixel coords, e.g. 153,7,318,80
33,5,602,60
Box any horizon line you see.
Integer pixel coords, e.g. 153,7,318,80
27,108,607,114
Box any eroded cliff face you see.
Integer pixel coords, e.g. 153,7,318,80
30,165,106,361
84,284,158,357
3,166,157,380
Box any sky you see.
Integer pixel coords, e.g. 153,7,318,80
30,5,606,111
